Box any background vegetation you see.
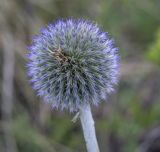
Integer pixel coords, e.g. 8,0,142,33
0,0,160,152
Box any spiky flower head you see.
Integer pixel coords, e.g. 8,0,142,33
27,19,119,112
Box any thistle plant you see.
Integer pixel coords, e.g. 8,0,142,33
27,19,119,152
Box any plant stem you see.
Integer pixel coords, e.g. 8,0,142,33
79,104,100,152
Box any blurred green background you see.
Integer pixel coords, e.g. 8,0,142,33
0,0,160,152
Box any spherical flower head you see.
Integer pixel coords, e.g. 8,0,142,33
27,19,119,112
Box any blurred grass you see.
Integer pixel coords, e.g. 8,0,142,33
0,0,160,152
146,28,160,65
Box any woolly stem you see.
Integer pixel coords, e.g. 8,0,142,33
79,104,100,152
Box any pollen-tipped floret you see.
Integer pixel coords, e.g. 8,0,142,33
27,19,119,112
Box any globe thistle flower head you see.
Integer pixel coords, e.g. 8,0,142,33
27,19,119,112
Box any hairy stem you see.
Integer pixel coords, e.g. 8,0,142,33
79,104,100,152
